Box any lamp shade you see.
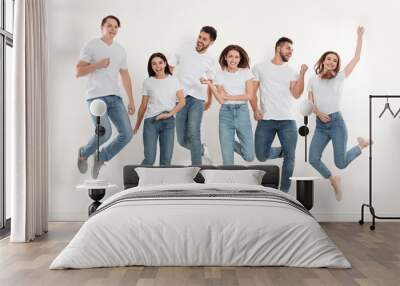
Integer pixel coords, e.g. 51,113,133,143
89,99,107,117
299,99,313,116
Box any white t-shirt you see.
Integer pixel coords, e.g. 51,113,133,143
142,75,183,119
214,68,254,104
307,71,346,115
169,43,216,101
252,61,299,120
79,38,128,100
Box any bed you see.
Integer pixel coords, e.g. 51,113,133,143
50,165,350,269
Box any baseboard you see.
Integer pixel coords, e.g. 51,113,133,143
312,212,400,222
49,212,87,222
49,211,400,223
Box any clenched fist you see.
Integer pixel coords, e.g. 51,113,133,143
96,58,110,69
300,64,308,74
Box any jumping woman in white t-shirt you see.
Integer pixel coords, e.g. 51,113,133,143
204,45,255,165
308,26,370,201
134,53,185,166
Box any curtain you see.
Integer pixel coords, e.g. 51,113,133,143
9,0,48,242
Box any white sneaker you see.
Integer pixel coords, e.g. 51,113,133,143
357,137,373,150
201,143,213,165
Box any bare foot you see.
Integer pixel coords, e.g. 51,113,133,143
329,176,343,201
357,137,373,150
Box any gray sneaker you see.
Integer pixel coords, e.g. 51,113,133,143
92,152,105,179
77,147,88,174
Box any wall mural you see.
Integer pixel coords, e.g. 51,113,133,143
75,15,370,202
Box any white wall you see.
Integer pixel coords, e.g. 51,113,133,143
47,0,400,221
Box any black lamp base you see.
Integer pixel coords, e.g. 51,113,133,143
296,180,314,210
298,125,309,136
88,188,105,216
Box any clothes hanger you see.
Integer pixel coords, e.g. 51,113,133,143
378,97,395,118
393,106,400,118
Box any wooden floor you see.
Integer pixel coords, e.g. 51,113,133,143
0,222,399,286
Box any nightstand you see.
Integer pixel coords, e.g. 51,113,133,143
76,181,117,216
289,177,321,210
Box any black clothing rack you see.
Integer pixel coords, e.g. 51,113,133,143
359,95,400,230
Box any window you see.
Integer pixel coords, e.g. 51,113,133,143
5,0,13,33
0,0,14,235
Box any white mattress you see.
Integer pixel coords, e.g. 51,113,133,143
50,183,350,269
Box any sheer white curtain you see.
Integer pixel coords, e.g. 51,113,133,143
9,0,48,242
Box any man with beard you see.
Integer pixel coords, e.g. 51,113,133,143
250,37,308,193
169,26,217,165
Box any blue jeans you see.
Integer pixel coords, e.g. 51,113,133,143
81,95,133,162
142,115,175,166
255,120,298,192
309,112,361,178
219,104,254,165
176,95,204,165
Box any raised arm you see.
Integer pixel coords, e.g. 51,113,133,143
120,69,135,115
344,26,364,77
290,64,308,99
133,96,149,134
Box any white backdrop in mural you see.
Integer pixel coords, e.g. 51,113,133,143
47,0,400,221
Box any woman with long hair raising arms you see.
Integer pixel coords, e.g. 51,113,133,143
308,26,371,201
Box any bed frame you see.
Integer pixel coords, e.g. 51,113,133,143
123,165,280,189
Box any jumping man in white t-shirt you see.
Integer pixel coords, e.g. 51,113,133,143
169,26,217,165
251,37,308,192
76,15,135,179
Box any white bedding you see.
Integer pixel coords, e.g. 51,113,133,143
50,183,351,269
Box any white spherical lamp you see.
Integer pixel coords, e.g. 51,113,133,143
89,99,107,117
299,99,313,116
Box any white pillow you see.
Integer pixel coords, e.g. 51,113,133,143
135,167,201,186
200,169,266,185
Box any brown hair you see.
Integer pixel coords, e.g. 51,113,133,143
101,15,120,27
314,51,341,79
147,53,172,77
275,37,293,51
200,26,217,41
218,45,250,69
